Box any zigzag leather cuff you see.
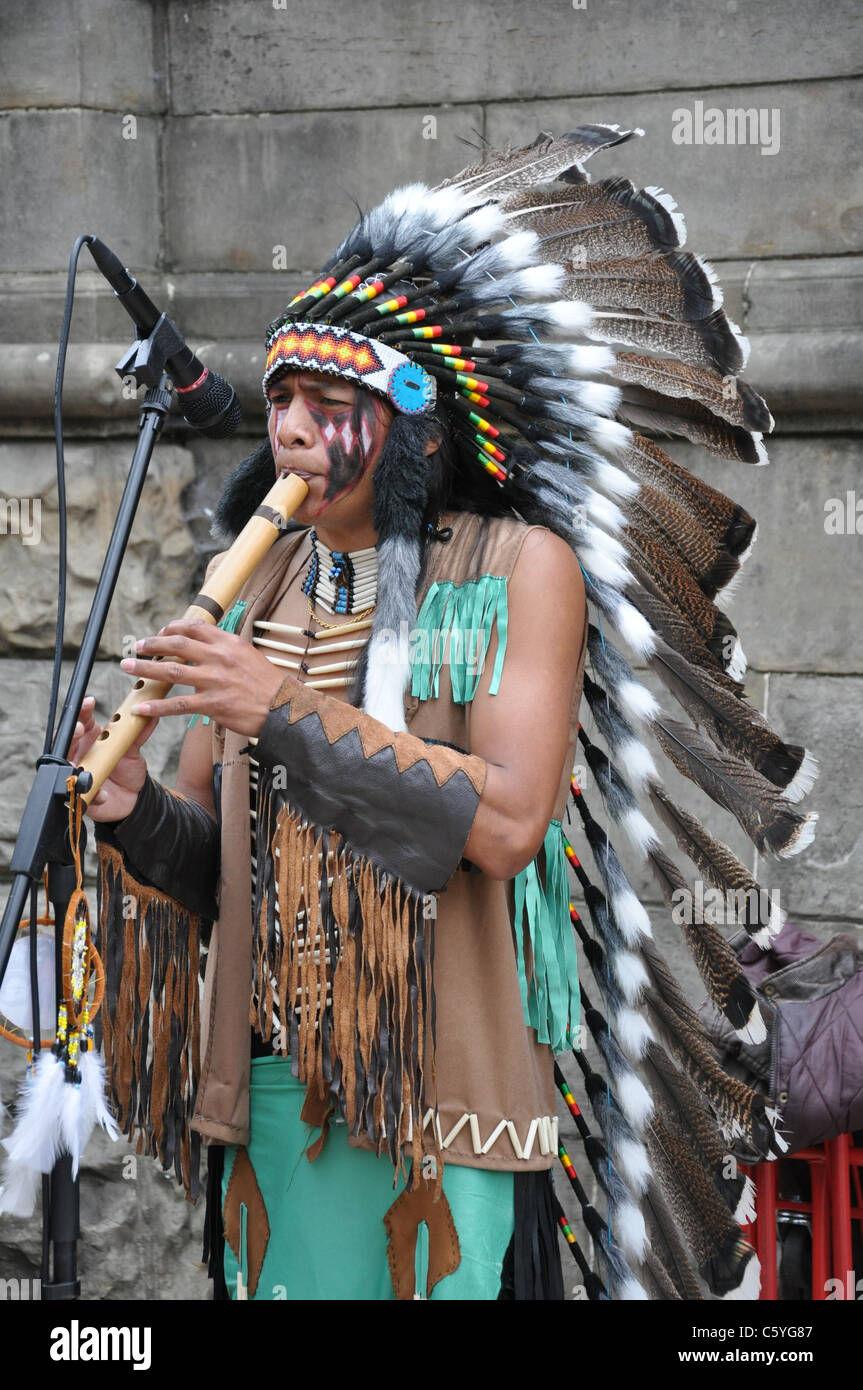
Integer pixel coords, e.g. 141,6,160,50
95,774,220,920
254,678,487,894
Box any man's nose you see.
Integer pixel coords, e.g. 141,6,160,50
273,394,316,447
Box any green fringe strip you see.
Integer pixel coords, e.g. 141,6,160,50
512,819,580,1052
189,598,248,728
410,575,508,704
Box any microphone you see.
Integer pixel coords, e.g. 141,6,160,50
87,236,242,439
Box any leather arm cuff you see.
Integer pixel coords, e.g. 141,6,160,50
94,774,220,920
255,678,487,895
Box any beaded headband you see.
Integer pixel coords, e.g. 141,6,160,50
263,320,437,415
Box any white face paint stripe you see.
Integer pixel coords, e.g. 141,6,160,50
338,420,357,454
269,390,381,460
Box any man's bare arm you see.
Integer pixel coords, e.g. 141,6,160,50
462,528,585,878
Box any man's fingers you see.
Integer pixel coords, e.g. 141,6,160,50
130,716,159,750
161,618,219,639
69,724,103,765
149,619,221,649
130,696,203,719
123,656,201,685
131,634,209,663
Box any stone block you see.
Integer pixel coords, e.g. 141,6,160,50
0,441,198,660
0,112,161,274
739,257,863,335
164,106,482,272
3,0,161,112
1,658,190,873
167,0,863,113
753,675,863,923
486,79,862,259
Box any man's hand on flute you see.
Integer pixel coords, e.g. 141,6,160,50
68,694,158,821
121,617,287,738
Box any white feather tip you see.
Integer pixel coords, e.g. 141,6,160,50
734,1175,757,1226
644,185,687,245
783,750,819,804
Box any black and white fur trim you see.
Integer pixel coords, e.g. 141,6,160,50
211,437,279,544
363,414,439,730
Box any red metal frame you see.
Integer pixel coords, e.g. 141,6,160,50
742,1134,863,1300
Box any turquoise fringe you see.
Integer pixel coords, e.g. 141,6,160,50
410,574,509,704
188,598,248,728
512,820,580,1052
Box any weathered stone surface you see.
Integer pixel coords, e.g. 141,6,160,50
742,331,862,421
1,0,860,1306
1,659,190,871
0,442,198,659
486,80,862,259
752,676,863,923
0,113,161,274
670,437,863,674
0,272,174,346
2,0,161,112
164,106,483,272
167,0,863,113
732,258,863,335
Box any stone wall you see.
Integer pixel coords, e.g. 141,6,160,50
1,0,860,1301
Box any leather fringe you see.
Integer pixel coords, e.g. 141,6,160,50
95,841,202,1200
252,774,440,1181
203,1145,228,1300
499,1171,565,1300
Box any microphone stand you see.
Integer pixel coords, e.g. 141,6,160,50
0,321,179,1300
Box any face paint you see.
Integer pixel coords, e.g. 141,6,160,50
306,392,390,504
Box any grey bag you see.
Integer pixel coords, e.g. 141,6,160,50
700,921,863,1159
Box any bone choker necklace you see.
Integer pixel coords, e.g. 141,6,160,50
301,529,378,617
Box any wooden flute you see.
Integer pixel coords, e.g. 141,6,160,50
77,472,309,804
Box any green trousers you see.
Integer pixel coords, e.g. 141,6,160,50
222,1056,514,1300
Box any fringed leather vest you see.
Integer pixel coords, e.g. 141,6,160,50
192,509,587,1173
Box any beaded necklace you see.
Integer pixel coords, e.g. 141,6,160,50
301,529,378,628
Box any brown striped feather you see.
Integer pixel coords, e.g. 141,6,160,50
441,127,640,194
647,844,764,1041
648,784,784,943
626,490,738,598
650,718,816,857
623,434,757,556
628,579,742,683
563,250,719,321
625,528,740,662
618,391,766,463
611,353,774,432
587,308,746,376
649,640,814,792
509,177,683,261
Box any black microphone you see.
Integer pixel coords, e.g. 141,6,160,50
87,236,242,439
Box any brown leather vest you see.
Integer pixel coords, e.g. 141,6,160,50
192,509,587,1170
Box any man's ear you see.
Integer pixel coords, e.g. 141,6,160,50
423,423,443,457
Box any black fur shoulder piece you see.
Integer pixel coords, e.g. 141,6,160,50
211,438,277,544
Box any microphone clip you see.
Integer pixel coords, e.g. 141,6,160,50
115,311,186,390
